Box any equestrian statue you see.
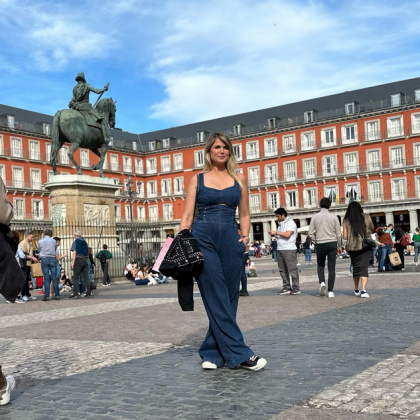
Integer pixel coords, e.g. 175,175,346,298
50,72,117,177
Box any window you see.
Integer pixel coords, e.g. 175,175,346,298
233,144,242,161
174,177,184,194
324,186,338,205
161,156,171,172
304,111,314,123
345,183,360,203
369,182,382,202
174,154,183,170
250,195,261,213
267,192,279,211
365,121,380,141
416,89,420,102
197,132,206,143
80,150,89,167
161,179,171,196
43,123,50,136
7,115,15,129
391,147,404,168
163,138,170,148
301,132,315,151
11,137,22,158
29,141,40,160
14,198,24,219
32,200,44,220
322,156,336,176
0,135,3,155
194,151,204,168
387,116,404,138
304,159,316,179
391,179,406,200
414,144,420,165
264,138,277,157
46,143,51,162
234,124,243,136
417,177,420,197
286,191,298,209
136,181,144,198
147,181,157,198
149,141,156,151
265,165,277,184
135,158,143,174
0,166,5,182
390,93,401,107
110,155,119,171
304,189,317,208
321,128,336,147
163,204,173,221
147,158,157,174
367,150,381,171
411,114,420,134
123,205,131,221
60,147,69,164
115,205,121,221
283,135,295,154
113,179,121,196
248,167,260,186
246,142,259,159
268,117,278,130
284,162,297,181
123,156,132,173
137,206,146,222
345,102,355,115
30,170,41,189
149,206,158,222
47,171,54,182
341,124,358,144
344,153,358,174
12,167,23,188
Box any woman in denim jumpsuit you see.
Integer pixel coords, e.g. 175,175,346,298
179,132,267,372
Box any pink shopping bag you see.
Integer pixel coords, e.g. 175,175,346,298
153,237,174,272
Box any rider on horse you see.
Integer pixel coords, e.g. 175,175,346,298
69,73,111,144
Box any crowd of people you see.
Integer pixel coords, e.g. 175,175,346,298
124,261,168,285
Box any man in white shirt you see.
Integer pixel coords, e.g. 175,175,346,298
269,208,300,295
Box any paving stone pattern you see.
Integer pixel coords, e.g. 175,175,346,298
4,285,420,420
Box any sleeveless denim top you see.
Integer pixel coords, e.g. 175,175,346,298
196,173,240,224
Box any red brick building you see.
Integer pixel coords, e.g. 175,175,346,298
1,77,420,244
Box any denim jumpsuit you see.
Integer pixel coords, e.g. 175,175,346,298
192,173,254,368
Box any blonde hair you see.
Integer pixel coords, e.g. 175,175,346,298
203,132,243,189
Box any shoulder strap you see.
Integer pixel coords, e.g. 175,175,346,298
190,175,199,230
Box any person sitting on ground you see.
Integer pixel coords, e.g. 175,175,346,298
124,261,137,280
59,268,72,292
245,258,257,277
134,265,149,285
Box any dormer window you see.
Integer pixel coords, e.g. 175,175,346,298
267,117,279,130
177,138,182,145
43,123,50,136
304,111,315,123
345,102,355,115
233,124,244,136
163,138,171,148
149,141,156,151
415,89,420,102
391,93,402,107
197,131,206,143
7,115,15,129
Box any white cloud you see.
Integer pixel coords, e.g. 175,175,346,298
148,0,420,125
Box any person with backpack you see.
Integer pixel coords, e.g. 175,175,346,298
69,231,91,298
95,244,113,286
394,227,409,271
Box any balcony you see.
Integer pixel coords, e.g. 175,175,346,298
282,144,297,155
4,179,46,190
245,152,260,161
123,165,133,173
385,127,405,139
263,147,278,158
339,134,359,146
135,166,144,175
320,139,337,148
300,141,317,152
12,212,50,221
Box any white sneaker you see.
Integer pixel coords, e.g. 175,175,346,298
27,296,37,301
416,262,418,266
360,290,370,298
5,301,10,304
0,375,16,405
15,298,25,304
202,361,217,370
354,289,361,297
297,263,301,266
348,272,352,277
22,295,28,302
327,291,335,298
319,282,327,297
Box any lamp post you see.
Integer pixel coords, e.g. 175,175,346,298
122,174,137,222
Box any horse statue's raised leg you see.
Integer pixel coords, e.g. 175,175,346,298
68,143,83,175
98,142,109,177
90,148,101,171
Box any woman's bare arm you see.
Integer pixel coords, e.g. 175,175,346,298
237,173,250,242
343,223,348,240
179,175,198,231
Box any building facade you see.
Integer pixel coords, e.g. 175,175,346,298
1,77,420,244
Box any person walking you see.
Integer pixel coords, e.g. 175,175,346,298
18,230,38,302
303,237,312,265
343,201,374,298
393,227,407,271
413,227,420,266
308,197,342,298
271,236,278,263
96,244,113,286
376,227,394,272
269,208,300,295
37,228,59,301
179,132,267,371
69,231,91,298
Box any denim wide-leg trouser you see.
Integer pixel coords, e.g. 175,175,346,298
193,208,254,368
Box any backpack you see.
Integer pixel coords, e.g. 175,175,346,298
401,235,410,247
99,251,107,263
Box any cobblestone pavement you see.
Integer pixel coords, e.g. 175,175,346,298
1,256,420,419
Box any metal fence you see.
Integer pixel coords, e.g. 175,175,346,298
9,219,169,281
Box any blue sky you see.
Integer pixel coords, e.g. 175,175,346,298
1,0,420,134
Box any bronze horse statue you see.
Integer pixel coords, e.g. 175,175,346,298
50,98,117,177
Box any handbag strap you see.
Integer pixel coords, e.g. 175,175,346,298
190,174,199,230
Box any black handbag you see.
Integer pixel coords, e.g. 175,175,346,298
362,238,376,250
